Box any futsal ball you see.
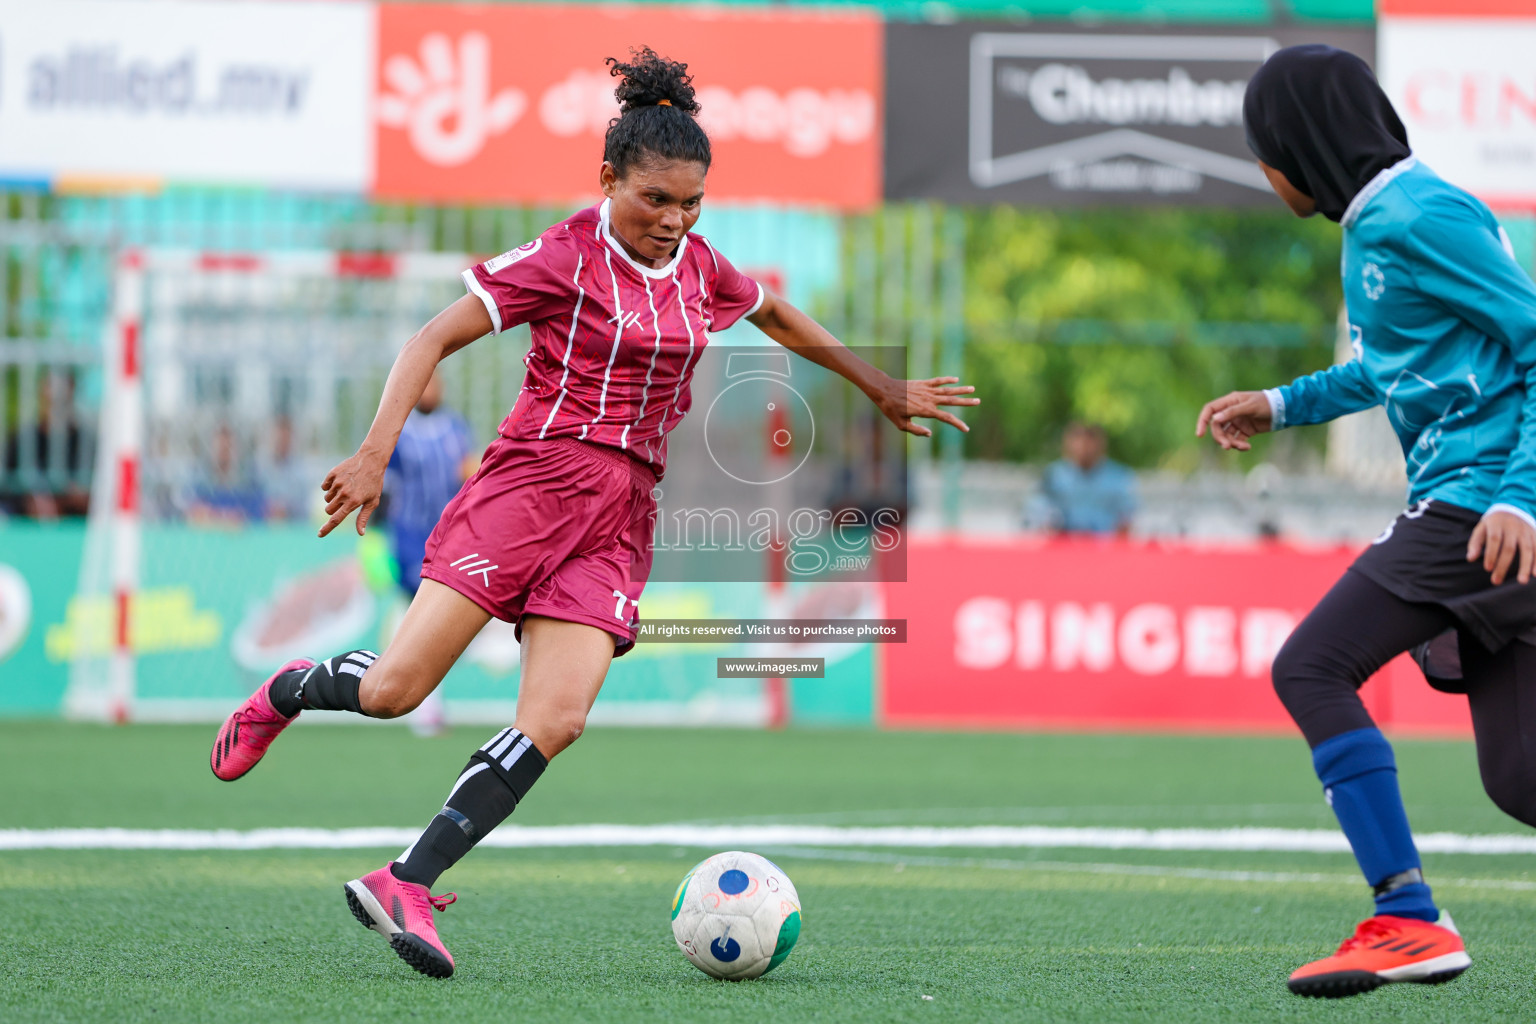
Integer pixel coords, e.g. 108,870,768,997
670,851,802,980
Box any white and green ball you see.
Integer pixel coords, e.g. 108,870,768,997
670,851,802,980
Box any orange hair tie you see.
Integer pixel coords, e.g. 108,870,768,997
656,99,672,107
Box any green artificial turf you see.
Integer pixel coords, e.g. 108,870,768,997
2,724,1533,1023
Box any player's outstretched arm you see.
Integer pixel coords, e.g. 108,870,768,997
319,294,493,538
746,291,978,437
1195,390,1274,452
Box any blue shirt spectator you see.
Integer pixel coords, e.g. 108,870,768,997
188,423,266,525
385,374,474,594
1035,422,1137,535
262,415,322,522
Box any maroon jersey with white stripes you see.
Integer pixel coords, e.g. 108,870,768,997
461,200,763,478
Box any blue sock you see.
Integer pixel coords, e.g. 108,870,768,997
1311,727,1438,923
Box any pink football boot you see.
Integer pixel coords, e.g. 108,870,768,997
344,864,458,978
208,658,314,781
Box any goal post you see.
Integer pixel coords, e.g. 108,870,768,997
67,248,475,723
67,247,795,728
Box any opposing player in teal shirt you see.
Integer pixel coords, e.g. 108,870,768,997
1263,160,1536,522
1197,45,1536,999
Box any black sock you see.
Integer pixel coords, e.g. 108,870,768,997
392,728,549,889
266,650,377,717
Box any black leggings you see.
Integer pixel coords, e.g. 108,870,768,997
1273,569,1536,828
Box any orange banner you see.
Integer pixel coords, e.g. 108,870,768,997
374,4,882,209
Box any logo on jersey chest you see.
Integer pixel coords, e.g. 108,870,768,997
1362,262,1385,301
607,309,646,334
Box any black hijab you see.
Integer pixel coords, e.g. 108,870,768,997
1243,45,1411,222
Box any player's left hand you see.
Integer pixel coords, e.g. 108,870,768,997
874,375,978,437
1196,391,1272,451
319,450,387,539
1468,509,1536,585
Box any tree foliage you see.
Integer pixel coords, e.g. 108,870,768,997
959,206,1344,469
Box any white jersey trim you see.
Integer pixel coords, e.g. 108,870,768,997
539,253,585,439
461,268,503,335
743,281,766,320
593,249,626,427
598,198,687,280
1263,387,1287,431
662,268,707,436
696,235,763,327
1487,503,1536,532
1341,155,1418,229
630,277,665,449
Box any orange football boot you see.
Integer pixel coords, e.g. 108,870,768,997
1287,912,1470,998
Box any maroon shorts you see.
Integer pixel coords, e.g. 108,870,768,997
420,435,657,655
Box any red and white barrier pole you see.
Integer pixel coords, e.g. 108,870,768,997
765,399,791,729
108,250,144,724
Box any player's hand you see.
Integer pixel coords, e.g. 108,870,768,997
319,451,387,538
1196,391,1273,451
874,375,978,437
1468,509,1536,585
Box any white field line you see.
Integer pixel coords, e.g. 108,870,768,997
2,824,1536,854
763,846,1536,893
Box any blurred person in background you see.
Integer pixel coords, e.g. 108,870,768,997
187,422,265,525
382,370,476,737
262,415,320,522
1031,421,1136,536
205,48,975,982
1199,44,1536,999
1,371,89,518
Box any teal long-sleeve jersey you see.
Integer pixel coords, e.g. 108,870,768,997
1266,158,1536,526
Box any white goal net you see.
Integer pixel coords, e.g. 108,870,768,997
67,247,778,727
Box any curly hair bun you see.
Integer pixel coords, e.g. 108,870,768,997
606,47,700,116
601,46,712,176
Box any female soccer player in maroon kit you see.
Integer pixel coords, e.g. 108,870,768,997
208,49,977,977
